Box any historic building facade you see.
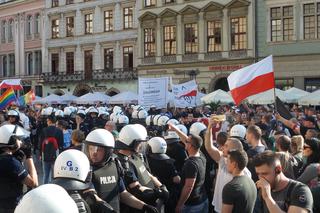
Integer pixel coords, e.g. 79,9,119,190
0,0,44,96
137,0,255,93
256,0,320,91
43,0,139,96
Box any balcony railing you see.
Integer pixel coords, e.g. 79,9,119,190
42,68,137,83
0,73,42,81
229,50,248,58
141,57,156,65
182,54,198,62
161,55,177,64
204,52,223,61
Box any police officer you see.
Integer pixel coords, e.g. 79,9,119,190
116,124,169,211
14,184,78,213
53,149,114,213
76,110,90,136
147,137,181,213
0,124,38,213
4,110,23,127
84,128,158,213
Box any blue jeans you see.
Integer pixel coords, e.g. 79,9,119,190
182,199,209,213
42,161,54,184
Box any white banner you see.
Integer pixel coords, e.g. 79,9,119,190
138,77,168,109
172,80,198,108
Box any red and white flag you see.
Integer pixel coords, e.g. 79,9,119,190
227,55,275,105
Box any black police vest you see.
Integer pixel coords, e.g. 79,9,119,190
129,154,154,189
92,160,120,212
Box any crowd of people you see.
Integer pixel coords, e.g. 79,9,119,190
0,102,319,213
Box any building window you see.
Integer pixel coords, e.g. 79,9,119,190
303,3,320,39
8,54,14,77
104,48,113,70
104,10,113,32
124,7,133,29
26,15,32,38
185,23,198,54
8,19,13,42
1,20,5,43
231,17,247,50
34,14,40,36
34,51,41,74
275,78,294,90
52,0,59,7
305,78,320,92
164,0,175,4
27,53,33,75
145,0,156,7
51,53,59,74
66,52,74,74
35,85,43,97
207,20,222,52
270,6,293,42
85,13,93,34
66,0,73,4
66,17,74,37
2,56,7,77
163,25,176,55
52,19,59,39
144,28,156,57
123,46,133,69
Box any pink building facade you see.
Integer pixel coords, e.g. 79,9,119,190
0,0,44,96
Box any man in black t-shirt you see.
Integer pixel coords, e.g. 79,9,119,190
222,150,257,213
176,134,208,213
254,151,313,213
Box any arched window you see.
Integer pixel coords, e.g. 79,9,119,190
34,14,40,36
26,15,32,37
8,19,13,42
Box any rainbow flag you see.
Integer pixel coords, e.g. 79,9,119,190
18,89,35,106
0,88,17,110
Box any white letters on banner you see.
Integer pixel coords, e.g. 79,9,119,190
138,77,168,109
172,80,198,108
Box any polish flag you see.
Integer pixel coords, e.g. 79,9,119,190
179,88,198,97
227,55,275,105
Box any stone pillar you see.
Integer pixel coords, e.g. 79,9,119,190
156,18,161,63
176,14,182,62
60,48,66,72
14,16,20,75
32,51,36,75
60,13,66,38
19,14,25,76
75,9,82,36
94,6,102,33
114,41,121,68
75,45,82,71
114,3,121,31
198,12,205,60
137,22,143,65
222,8,229,58
94,43,102,70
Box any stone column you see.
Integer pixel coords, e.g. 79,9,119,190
94,43,102,70
198,12,205,60
19,14,25,76
156,18,162,63
176,14,182,62
222,8,229,58
60,48,66,72
94,5,102,33
75,45,82,71
60,13,66,38
75,9,82,36
114,3,121,31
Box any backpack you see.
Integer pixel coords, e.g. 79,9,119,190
41,137,59,162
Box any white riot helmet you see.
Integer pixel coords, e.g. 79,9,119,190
147,137,170,160
113,106,122,113
0,124,30,149
145,115,153,126
189,122,207,137
176,124,188,135
116,124,148,149
112,113,120,123
157,115,170,127
64,107,72,116
40,108,46,116
46,107,54,116
8,109,19,117
167,119,179,126
85,129,115,148
118,115,129,125
98,109,109,118
164,131,180,143
14,184,78,213
230,124,247,139
53,150,91,191
109,112,117,121
87,107,99,115
152,115,161,126
131,110,138,119
137,110,148,119
55,110,64,118
76,110,86,119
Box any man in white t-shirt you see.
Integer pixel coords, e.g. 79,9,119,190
205,116,251,213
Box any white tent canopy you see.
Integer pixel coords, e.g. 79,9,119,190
61,93,77,103
283,87,310,103
33,94,62,105
201,89,234,104
74,92,110,104
298,90,320,105
109,91,138,105
247,88,286,104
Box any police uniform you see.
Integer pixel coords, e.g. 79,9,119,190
0,153,28,212
92,157,126,212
